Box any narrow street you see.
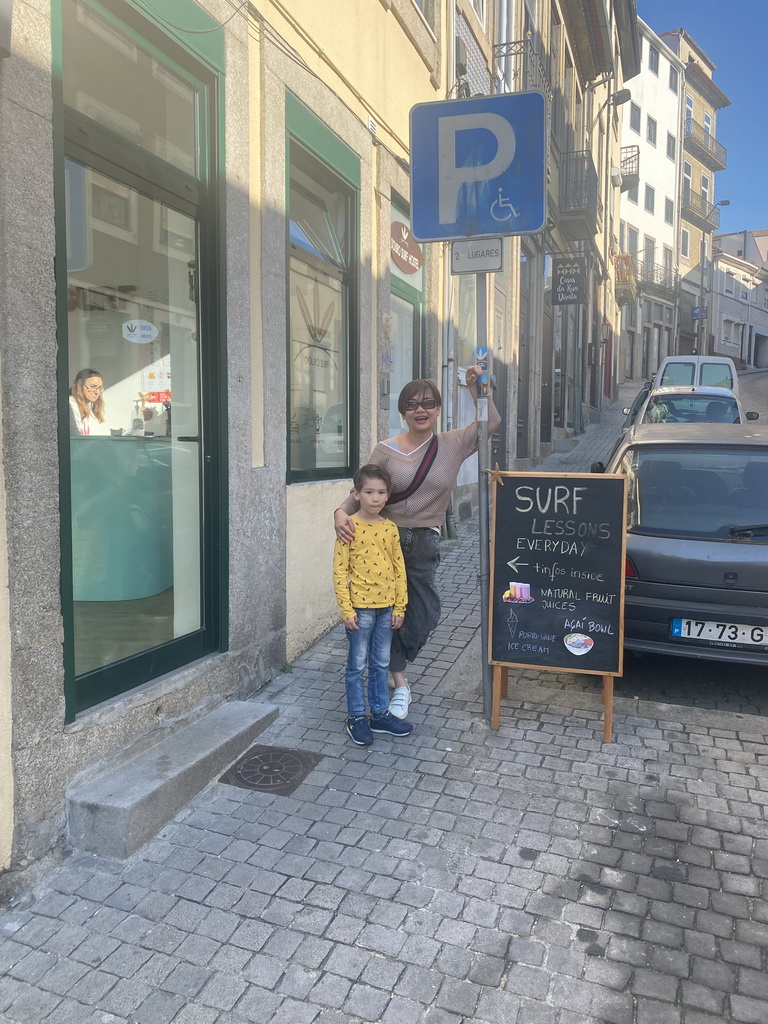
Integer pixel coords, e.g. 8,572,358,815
1,377,767,1024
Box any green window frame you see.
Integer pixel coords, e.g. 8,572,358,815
54,0,228,720
285,93,360,483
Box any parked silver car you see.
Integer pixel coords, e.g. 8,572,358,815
594,424,768,665
621,385,758,431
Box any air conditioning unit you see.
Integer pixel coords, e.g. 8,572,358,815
455,36,468,78
610,167,623,188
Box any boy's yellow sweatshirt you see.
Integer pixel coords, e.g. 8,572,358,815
332,517,407,621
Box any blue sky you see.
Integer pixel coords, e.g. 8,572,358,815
637,0,765,233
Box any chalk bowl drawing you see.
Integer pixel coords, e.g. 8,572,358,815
564,633,594,656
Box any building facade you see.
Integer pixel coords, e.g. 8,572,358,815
0,0,641,887
617,20,684,381
712,232,768,369
659,28,730,357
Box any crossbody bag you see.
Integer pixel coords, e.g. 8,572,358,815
387,434,439,505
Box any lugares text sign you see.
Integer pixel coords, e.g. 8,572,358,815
489,472,627,675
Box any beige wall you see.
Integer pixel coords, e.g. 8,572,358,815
258,5,445,657
263,0,442,157
285,481,351,661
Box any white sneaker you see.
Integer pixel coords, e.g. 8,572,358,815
389,686,411,719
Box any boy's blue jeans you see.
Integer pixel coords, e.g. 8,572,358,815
344,607,392,718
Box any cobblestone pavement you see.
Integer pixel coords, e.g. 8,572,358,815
2,383,768,1024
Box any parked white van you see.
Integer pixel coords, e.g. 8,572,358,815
655,355,739,394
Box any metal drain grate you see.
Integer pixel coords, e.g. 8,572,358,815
219,744,324,795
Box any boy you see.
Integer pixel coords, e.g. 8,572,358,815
332,465,414,746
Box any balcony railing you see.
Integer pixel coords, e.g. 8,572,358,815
614,252,637,306
493,38,553,100
637,260,679,294
683,117,727,171
620,145,639,193
560,150,600,240
682,187,721,231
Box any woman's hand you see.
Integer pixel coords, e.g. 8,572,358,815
391,613,404,630
334,508,355,543
465,364,483,398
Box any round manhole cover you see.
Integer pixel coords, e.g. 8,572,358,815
220,744,323,795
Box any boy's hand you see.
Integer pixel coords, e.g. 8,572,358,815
391,613,404,629
343,614,359,630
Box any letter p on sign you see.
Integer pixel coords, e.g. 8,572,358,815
410,92,546,242
437,113,516,225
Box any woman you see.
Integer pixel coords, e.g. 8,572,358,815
69,368,106,436
334,366,500,719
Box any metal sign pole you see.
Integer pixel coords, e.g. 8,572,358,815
475,272,492,722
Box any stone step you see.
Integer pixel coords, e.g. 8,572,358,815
66,701,278,859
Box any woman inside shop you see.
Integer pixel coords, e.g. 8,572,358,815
334,366,500,720
69,368,107,436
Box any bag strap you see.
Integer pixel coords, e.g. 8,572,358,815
387,434,438,505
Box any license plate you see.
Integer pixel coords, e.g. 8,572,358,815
671,618,767,647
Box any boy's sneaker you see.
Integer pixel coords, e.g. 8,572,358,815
388,686,412,720
370,711,413,737
347,716,374,746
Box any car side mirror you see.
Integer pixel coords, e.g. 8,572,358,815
590,461,606,474
643,381,652,390
747,411,759,421
622,407,631,416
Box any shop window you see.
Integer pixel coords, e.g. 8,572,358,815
287,142,357,481
59,0,224,716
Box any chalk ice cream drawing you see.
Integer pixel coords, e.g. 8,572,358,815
564,633,594,656
507,609,519,639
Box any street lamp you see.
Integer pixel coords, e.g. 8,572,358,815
697,199,730,354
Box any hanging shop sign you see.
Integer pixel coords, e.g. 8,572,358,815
553,256,587,305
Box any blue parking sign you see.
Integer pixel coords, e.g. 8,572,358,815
410,92,546,242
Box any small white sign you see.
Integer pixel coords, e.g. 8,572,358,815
451,238,503,275
122,319,159,344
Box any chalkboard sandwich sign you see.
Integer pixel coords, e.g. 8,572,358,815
488,471,627,740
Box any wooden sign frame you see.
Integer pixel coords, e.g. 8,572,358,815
488,471,628,741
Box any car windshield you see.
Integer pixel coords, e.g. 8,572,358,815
619,447,768,540
641,395,740,424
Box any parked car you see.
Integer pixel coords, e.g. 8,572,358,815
620,381,653,432
655,355,739,394
634,386,758,426
592,424,768,665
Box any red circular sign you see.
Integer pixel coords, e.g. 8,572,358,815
390,221,424,275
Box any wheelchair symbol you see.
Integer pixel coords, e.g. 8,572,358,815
490,187,518,222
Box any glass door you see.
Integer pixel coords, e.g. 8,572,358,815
66,162,203,677
59,0,222,715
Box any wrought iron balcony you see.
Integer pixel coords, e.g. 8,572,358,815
637,260,679,296
620,145,639,194
683,117,727,172
614,253,637,306
681,187,721,231
493,38,552,99
560,150,600,240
